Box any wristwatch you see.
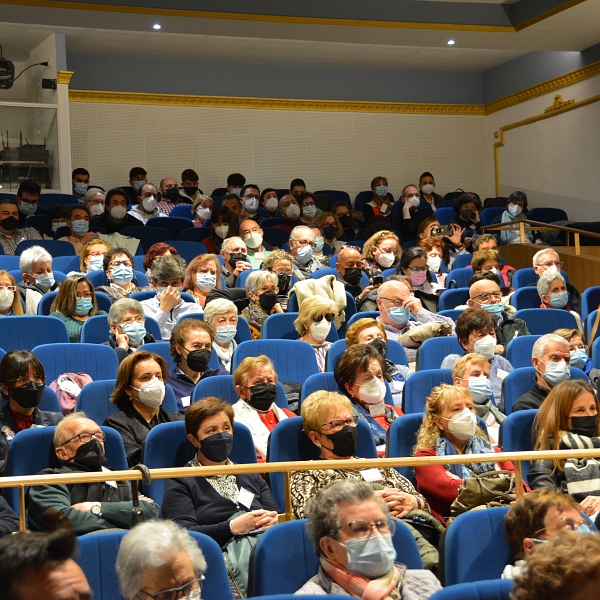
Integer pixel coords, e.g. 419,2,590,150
90,502,103,517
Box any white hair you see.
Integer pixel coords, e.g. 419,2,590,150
19,245,52,274
245,270,276,295
116,520,207,599
289,225,313,241
221,236,246,254
82,187,105,205
107,298,144,326
532,333,569,359
537,271,566,298
203,298,238,325
532,248,559,267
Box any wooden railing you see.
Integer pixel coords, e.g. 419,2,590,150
3,448,600,531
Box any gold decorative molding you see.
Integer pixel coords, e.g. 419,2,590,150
544,93,575,113
494,92,600,195
56,70,74,85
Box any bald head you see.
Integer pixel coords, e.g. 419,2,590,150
377,279,411,299
53,415,104,463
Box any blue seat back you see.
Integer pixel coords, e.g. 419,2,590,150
0,255,21,270
147,216,194,239
593,338,600,369
511,268,537,289
581,287,600,322
52,255,80,273
261,227,290,249
480,207,505,225
588,310,600,344
0,315,69,351
403,369,453,413
36,290,111,315
452,254,473,269
514,308,577,335
387,413,424,484
505,335,541,368
261,312,338,342
446,268,473,289
346,310,380,327
314,189,351,208
169,205,194,219
325,338,407,371
444,508,511,585
80,314,163,344
509,287,540,310
143,421,256,504
309,266,369,288
180,227,212,243
260,217,285,228
39,386,61,412
437,309,463,321
439,289,470,311
528,207,568,223
120,226,172,252
502,409,537,481
39,193,77,208
16,239,75,256
416,337,464,371
168,240,209,263
433,207,456,225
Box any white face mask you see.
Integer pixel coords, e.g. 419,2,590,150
156,286,181,300
131,377,165,408
142,196,157,212
215,225,230,239
285,204,301,219
473,334,496,360
302,204,317,218
421,183,435,195
110,205,127,220
196,207,211,220
376,252,395,268
443,407,477,440
0,288,14,311
244,232,263,249
508,204,523,217
265,197,279,212
243,197,259,213
427,255,442,272
406,195,420,209
357,377,386,404
309,319,331,342
543,264,559,276
89,204,105,216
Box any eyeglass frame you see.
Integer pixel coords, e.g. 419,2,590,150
8,374,46,386
313,312,337,323
321,415,358,432
333,517,396,540
135,576,205,600
61,431,106,446
530,515,592,538
472,291,503,303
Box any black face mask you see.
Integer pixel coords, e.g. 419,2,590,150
183,186,198,197
12,381,44,408
198,432,233,463
247,382,277,411
186,349,211,373
228,253,247,270
72,438,107,471
570,415,599,438
1,216,18,232
164,187,180,203
338,215,351,228
258,291,277,312
369,338,387,359
343,267,362,287
325,425,358,457
276,273,290,294
460,209,473,222
323,225,337,240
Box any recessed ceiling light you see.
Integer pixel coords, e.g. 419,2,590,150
447,39,455,45
153,24,162,30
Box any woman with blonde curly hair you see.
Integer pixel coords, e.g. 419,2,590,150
361,230,401,283
183,253,222,309
412,384,515,525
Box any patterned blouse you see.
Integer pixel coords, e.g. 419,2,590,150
188,456,238,503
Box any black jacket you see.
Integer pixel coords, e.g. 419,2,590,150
102,333,157,363
527,459,564,492
495,312,530,351
92,212,142,234
0,495,19,537
512,381,550,412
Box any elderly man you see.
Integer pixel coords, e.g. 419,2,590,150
17,245,60,314
395,183,434,242
467,274,529,354
335,245,376,304
376,277,455,363
15,179,46,226
0,530,92,600
116,520,207,600
128,183,166,224
157,176,183,215
82,187,106,218
289,225,322,280
220,236,252,287
28,414,159,534
529,248,580,313
0,199,42,255
274,194,303,234
240,218,270,267
513,333,571,412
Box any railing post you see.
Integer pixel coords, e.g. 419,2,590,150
19,485,26,532
575,233,580,256
519,221,525,243
514,462,525,499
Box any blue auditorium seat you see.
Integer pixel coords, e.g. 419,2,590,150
505,335,540,368
403,369,453,413
514,308,577,335
439,289,470,311
416,337,464,371
121,226,172,251
325,338,407,371
261,312,338,342
0,315,69,351
16,239,75,256
147,216,194,239
446,268,474,288
501,409,537,481
509,287,540,310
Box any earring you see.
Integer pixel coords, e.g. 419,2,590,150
316,443,321,448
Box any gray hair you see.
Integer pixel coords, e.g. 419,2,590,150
245,270,276,295
203,298,238,325
19,245,52,274
290,225,313,241
532,333,569,359
532,248,559,267
305,480,388,556
107,298,144,326
150,255,187,282
376,277,411,299
116,520,207,599
82,187,105,206
221,236,246,254
537,271,566,298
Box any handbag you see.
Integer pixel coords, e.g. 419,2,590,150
450,470,516,517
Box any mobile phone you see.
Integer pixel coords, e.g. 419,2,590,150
373,276,384,286
431,224,453,237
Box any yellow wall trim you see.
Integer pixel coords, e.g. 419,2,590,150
57,70,74,84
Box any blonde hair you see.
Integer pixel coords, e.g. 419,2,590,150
0,270,24,315
362,230,401,261
233,355,277,388
471,249,500,273
451,353,490,380
301,391,353,435
80,238,110,272
294,296,338,335
554,328,584,344
345,318,387,347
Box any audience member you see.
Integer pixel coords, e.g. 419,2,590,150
395,183,434,241
419,171,443,209
242,270,282,338
179,168,202,204
80,238,110,273
94,188,140,233
538,270,582,330
417,217,439,240
141,255,198,340
315,211,345,253
42,204,67,239
472,233,498,252
203,298,239,372
331,201,357,241
49,276,107,343
263,249,294,311
105,351,183,466
413,384,514,526
239,218,270,267
289,225,322,279
0,495,19,537
128,166,147,196
240,183,261,221
104,298,156,362
0,350,62,472
82,187,106,218
17,245,59,314
222,192,242,219
418,236,448,287
15,179,45,227
362,230,401,282
260,187,279,217
72,167,90,202
226,172,246,195
0,199,43,255
205,206,239,253
290,177,307,198
28,413,159,533
274,194,303,234
128,182,166,224
501,191,534,244
0,270,24,316
191,193,213,226
143,241,178,276
336,246,372,302
397,246,442,310
157,176,183,215
57,205,94,255
299,192,321,226
169,319,228,412
450,192,483,244
555,327,599,387
220,236,251,288
309,224,328,266
364,176,392,225
184,253,222,308
232,355,294,460
116,520,207,600
97,247,145,301
471,248,510,286
531,248,581,313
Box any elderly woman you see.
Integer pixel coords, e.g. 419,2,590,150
203,298,239,372
0,270,24,316
413,384,515,526
263,250,294,311
183,254,222,308
140,255,200,340
97,247,148,301
418,236,448,288
169,318,228,412
295,296,339,372
297,479,441,597
555,327,599,384
80,238,111,273
232,355,295,461
241,270,282,338
104,350,183,467
364,176,392,225
116,520,207,600
162,398,279,597
315,211,345,253
143,242,179,277
192,193,214,227
82,187,106,218
538,271,582,331
361,230,401,282
49,275,107,343
334,345,402,452
17,245,59,314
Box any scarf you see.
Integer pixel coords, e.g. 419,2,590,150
500,210,532,243
560,431,600,501
320,557,401,600
354,402,388,446
435,435,496,479
212,340,237,372
243,303,268,329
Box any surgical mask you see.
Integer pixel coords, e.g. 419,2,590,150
473,334,496,360
110,205,127,220
121,322,146,345
375,185,388,199
198,431,233,463
11,381,44,408
489,268,500,276
183,186,198,197
357,377,386,404
133,180,146,192
388,306,410,325
295,245,313,265
185,349,211,373
344,533,396,580
410,271,427,287
309,319,331,342
215,225,229,239
342,268,362,287
196,272,216,291
481,302,504,320
89,204,105,216
302,204,317,218
72,438,107,471
549,291,569,309
427,256,442,272
164,187,180,203
406,195,420,209
444,407,477,440
74,183,88,196
142,196,157,212
508,204,523,217
35,272,55,292
323,225,337,240
421,184,435,195
230,187,241,196
258,291,278,312
247,382,277,411
265,197,279,212
215,325,237,344
87,255,104,272
313,236,324,254
324,425,357,457
156,286,181,300
570,349,588,370
570,415,599,438
196,207,211,221
52,221,67,233
71,219,89,235
19,201,37,216
111,265,134,285
376,252,395,269
539,359,570,387
285,204,301,219
244,232,263,250
276,273,290,293
0,288,14,311
75,298,93,316
243,197,259,213
467,376,493,404
131,377,165,408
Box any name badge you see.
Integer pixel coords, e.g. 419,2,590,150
496,368,509,381
254,252,265,259
181,396,191,408
368,402,386,417
360,468,384,483
380,203,389,213
237,487,255,509
102,466,118,488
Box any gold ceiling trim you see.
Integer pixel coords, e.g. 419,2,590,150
56,70,74,84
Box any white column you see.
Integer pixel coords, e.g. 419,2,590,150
56,70,73,194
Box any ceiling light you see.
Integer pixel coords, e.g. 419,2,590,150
447,39,455,45
153,24,161,30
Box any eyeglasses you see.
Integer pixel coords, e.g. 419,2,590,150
109,260,133,269
540,261,563,268
321,415,358,431
62,431,106,445
334,518,396,539
0,285,16,292
380,297,405,307
136,577,204,600
407,266,428,273
531,516,593,538
473,291,503,303
314,312,337,323
296,239,315,248
119,316,145,326
258,287,278,295
8,374,45,386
